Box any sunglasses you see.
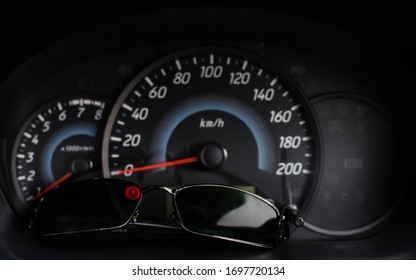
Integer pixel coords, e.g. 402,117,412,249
29,178,302,248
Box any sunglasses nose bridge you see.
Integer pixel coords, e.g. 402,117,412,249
142,186,175,195
160,186,175,195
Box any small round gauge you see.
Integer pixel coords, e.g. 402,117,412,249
304,95,405,236
11,97,109,205
102,47,321,216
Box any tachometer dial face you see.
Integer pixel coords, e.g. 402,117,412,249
102,48,320,213
11,97,109,205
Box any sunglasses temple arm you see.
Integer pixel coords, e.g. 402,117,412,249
278,204,305,241
280,204,304,227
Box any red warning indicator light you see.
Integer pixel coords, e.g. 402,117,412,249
125,186,141,200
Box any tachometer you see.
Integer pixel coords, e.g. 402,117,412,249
11,97,109,205
102,47,320,213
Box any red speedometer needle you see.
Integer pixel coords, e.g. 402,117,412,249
32,171,74,201
115,156,199,175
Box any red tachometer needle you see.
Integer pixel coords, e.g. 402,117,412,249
32,171,74,201
115,156,199,175
31,157,198,201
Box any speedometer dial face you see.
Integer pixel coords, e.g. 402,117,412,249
103,48,320,212
12,97,109,205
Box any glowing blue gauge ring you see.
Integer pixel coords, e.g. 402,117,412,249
103,48,319,215
12,96,108,208
149,95,275,172
41,123,97,184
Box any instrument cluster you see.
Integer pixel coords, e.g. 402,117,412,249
0,5,413,259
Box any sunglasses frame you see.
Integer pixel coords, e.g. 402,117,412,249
170,184,284,248
30,179,288,248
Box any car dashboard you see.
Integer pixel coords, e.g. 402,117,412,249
0,2,414,259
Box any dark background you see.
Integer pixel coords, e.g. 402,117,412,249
1,1,415,82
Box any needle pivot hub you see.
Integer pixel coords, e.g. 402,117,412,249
71,157,92,176
200,144,228,169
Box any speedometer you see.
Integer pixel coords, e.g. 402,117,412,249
102,47,320,213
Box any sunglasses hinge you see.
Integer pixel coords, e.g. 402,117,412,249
131,210,140,223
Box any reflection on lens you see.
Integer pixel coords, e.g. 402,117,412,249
34,178,140,236
175,185,279,247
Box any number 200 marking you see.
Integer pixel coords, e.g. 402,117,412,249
276,162,303,175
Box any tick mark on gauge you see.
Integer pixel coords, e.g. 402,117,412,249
145,77,154,87
17,176,26,181
302,169,312,174
193,57,197,65
210,54,214,64
110,136,122,142
282,91,289,97
291,104,300,111
299,120,306,125
134,91,142,98
175,60,182,70
160,68,167,76
242,60,248,70
38,114,45,122
24,132,32,139
57,102,63,111
117,120,125,126
302,136,313,141
122,103,133,111
257,69,263,76
270,78,278,86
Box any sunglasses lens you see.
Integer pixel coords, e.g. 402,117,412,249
34,179,141,236
175,185,279,247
